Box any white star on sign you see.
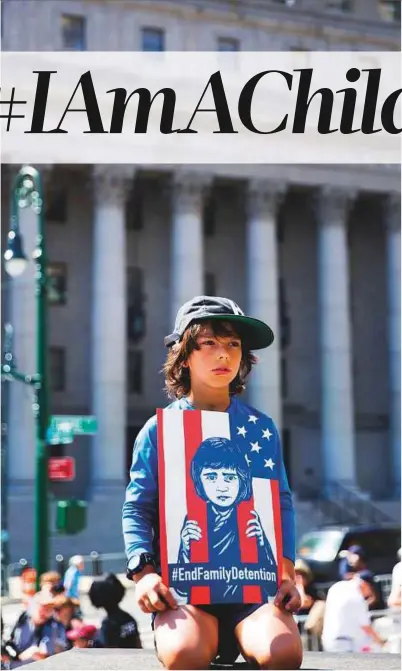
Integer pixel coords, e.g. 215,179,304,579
245,454,252,466
264,458,275,470
262,428,273,440
250,441,262,454
237,426,247,438
248,415,258,424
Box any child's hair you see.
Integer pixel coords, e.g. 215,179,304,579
191,437,252,503
163,320,257,399
88,573,125,610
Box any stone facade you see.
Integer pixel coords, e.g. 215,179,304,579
1,0,401,562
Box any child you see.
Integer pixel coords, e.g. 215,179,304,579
123,295,303,669
178,436,277,603
88,573,142,649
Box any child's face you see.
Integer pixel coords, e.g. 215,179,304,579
187,325,242,391
200,467,240,507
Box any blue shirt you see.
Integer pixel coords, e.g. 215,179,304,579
122,396,295,566
63,566,81,600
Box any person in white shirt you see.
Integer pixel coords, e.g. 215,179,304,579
322,574,385,653
388,549,401,609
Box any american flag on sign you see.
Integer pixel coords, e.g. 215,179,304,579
157,408,283,605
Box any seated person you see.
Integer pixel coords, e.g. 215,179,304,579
88,573,142,648
294,559,320,616
2,593,66,666
388,549,401,609
52,595,80,647
38,572,62,599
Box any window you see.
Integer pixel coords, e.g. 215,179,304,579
125,185,143,231
217,37,240,52
204,272,216,296
281,356,288,399
45,187,67,223
49,347,66,392
326,0,352,11
127,267,146,343
379,0,401,21
61,14,86,50
47,262,67,305
279,277,291,349
128,350,143,394
141,27,165,51
203,196,215,237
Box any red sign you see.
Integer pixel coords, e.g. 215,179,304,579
48,457,75,481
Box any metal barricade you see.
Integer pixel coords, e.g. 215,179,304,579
374,573,393,601
80,551,127,577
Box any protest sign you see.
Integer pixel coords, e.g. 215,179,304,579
157,408,283,604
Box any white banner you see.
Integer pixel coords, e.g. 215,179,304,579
1,51,400,164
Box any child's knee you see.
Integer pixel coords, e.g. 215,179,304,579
157,640,216,670
257,639,303,670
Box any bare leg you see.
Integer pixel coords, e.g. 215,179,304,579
235,603,303,670
154,605,219,670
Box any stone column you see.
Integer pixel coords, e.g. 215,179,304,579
170,172,211,324
246,179,286,428
316,187,357,487
91,166,133,486
384,193,401,496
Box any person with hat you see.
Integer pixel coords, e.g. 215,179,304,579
338,544,368,580
52,595,80,647
123,295,302,670
66,624,97,649
294,559,320,617
2,592,67,665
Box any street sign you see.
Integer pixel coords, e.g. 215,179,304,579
48,457,75,482
48,415,98,436
47,422,74,445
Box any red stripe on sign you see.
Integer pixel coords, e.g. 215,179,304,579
243,585,263,603
183,410,210,605
237,498,262,603
271,479,283,587
157,409,169,588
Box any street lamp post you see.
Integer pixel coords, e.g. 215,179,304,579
3,165,49,587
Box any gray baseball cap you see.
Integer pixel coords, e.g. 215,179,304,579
164,296,274,350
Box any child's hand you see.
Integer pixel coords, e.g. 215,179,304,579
181,519,202,551
246,510,264,546
135,572,178,614
274,579,301,613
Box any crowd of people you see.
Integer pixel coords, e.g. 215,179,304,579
294,545,401,654
1,548,400,666
1,559,141,669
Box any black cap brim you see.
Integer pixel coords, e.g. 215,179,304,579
197,314,274,350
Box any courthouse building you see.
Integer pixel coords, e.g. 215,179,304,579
1,0,401,561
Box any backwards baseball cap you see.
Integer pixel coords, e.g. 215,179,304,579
164,296,274,350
